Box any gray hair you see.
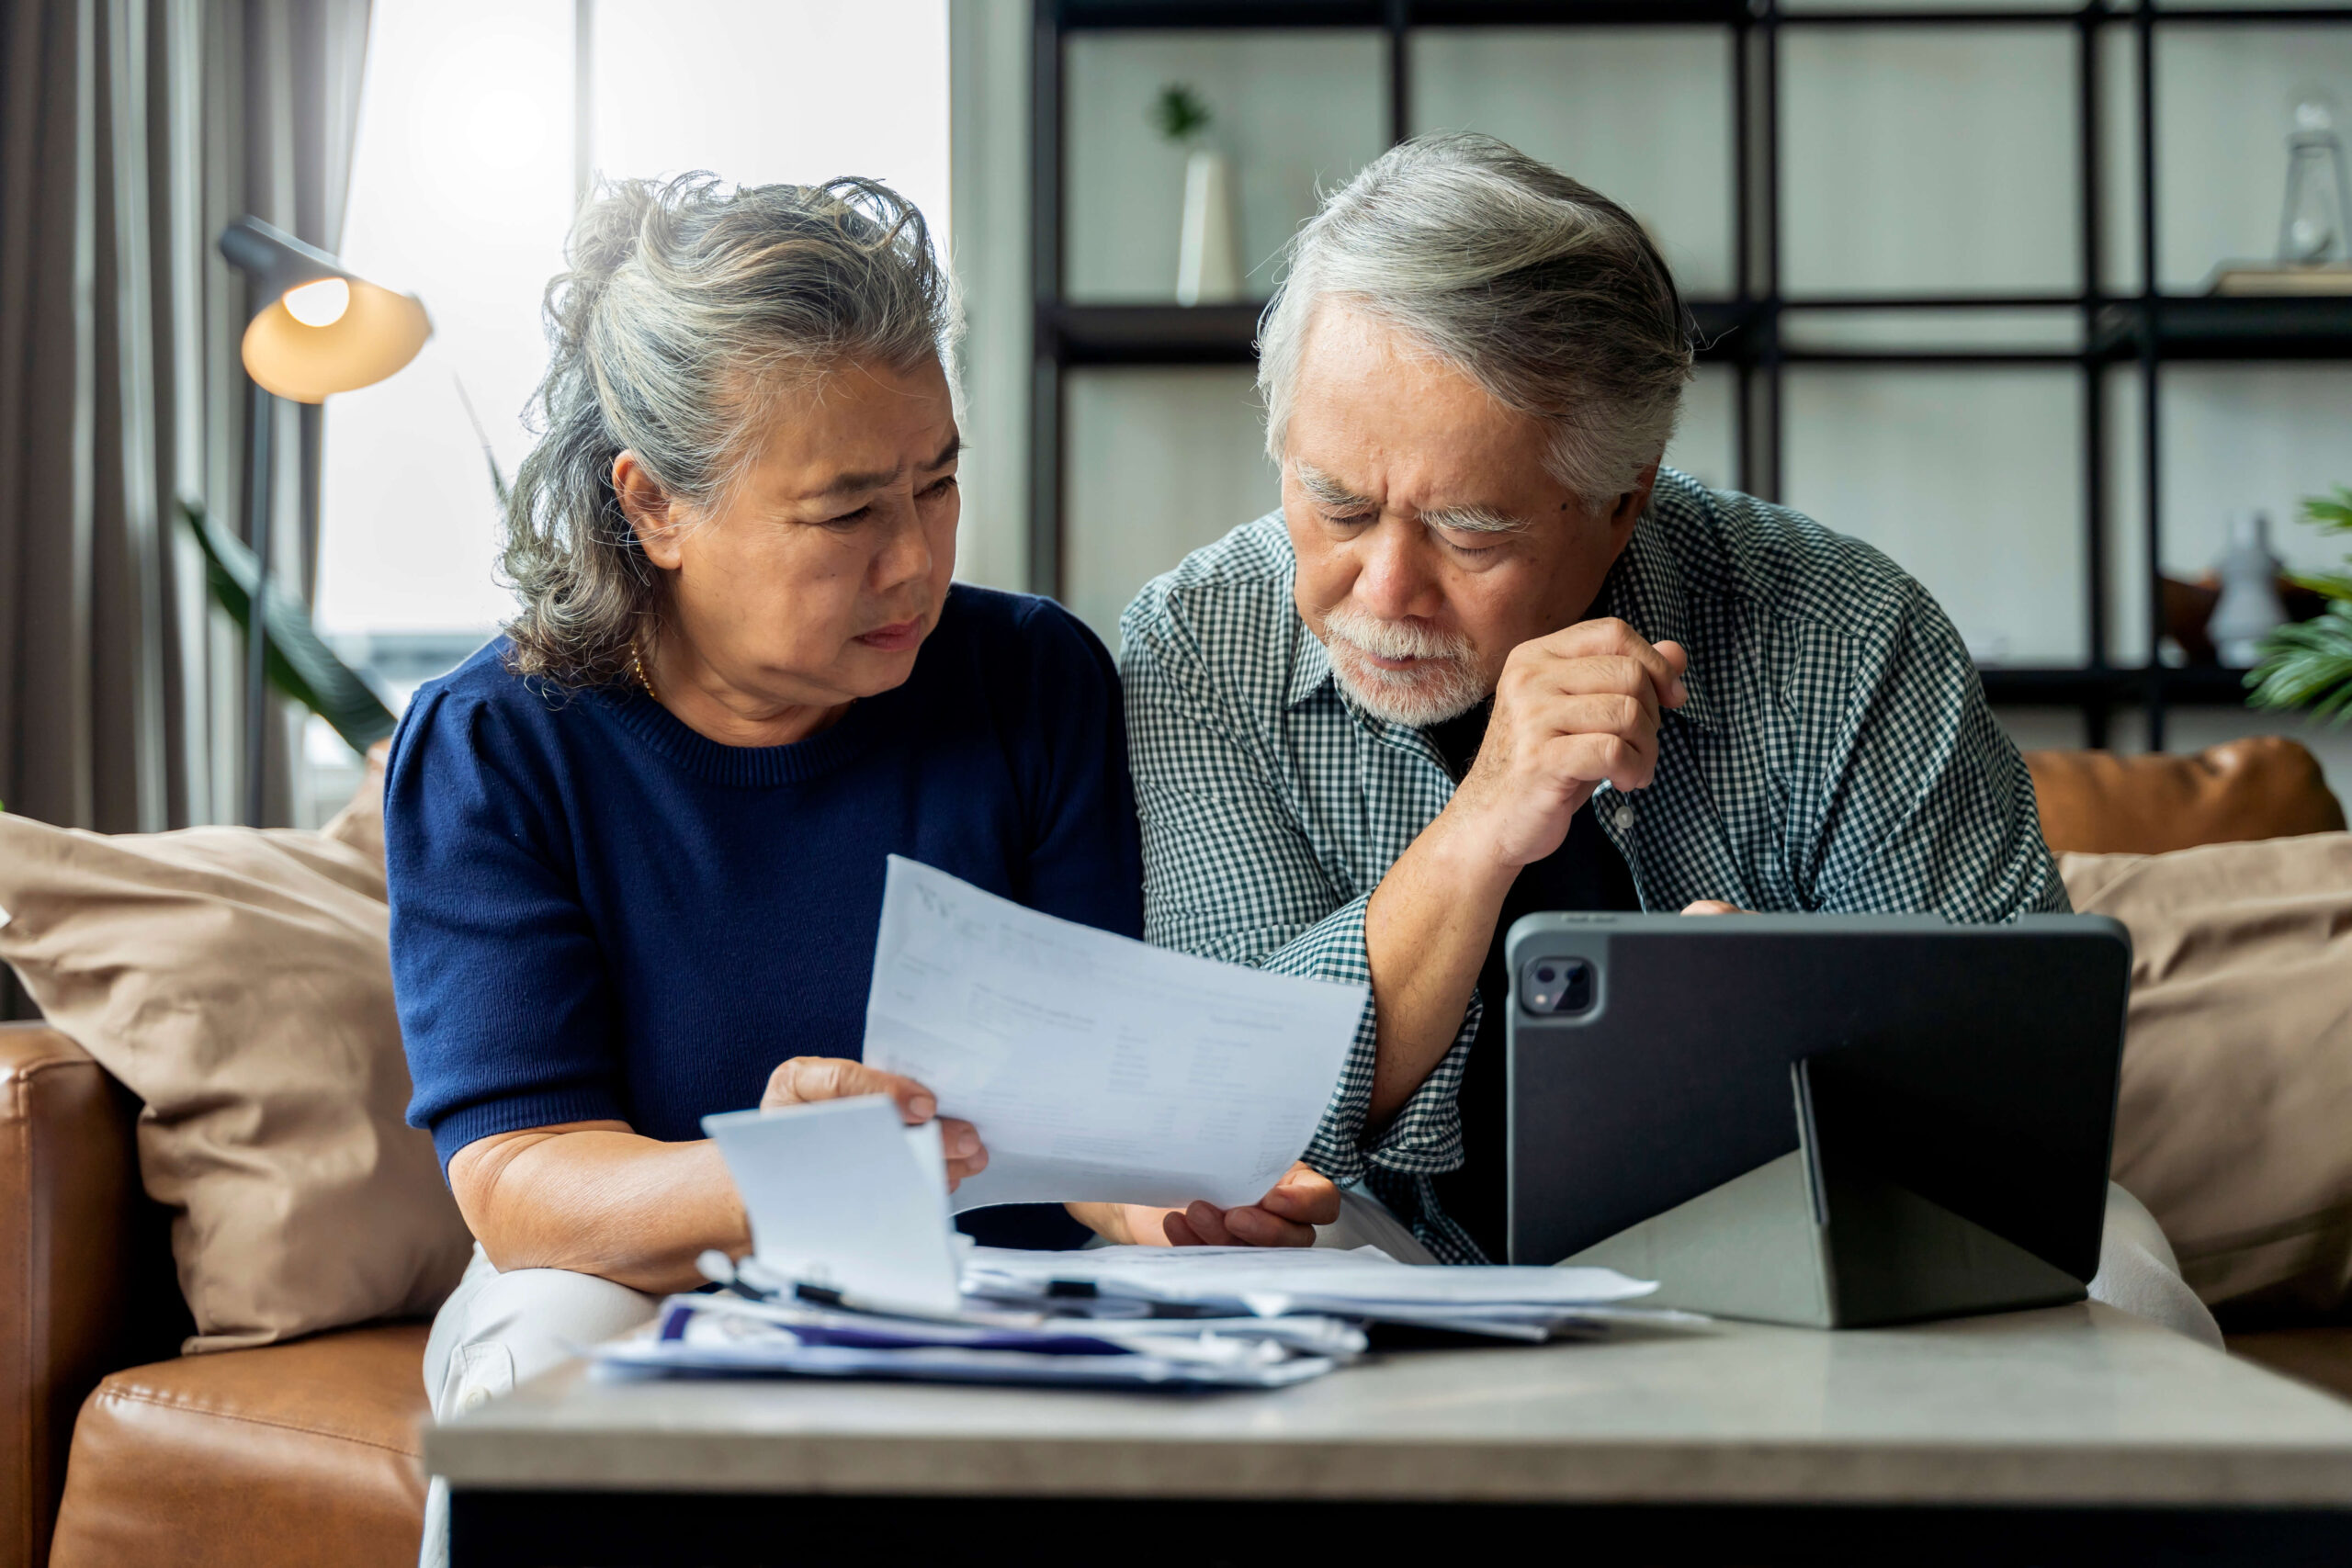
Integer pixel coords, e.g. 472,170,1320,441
502,173,962,687
1258,132,1693,507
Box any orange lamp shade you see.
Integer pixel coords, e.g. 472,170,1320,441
239,277,431,404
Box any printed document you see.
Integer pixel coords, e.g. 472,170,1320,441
864,856,1367,1213
704,1097,964,1314
967,1244,1656,1309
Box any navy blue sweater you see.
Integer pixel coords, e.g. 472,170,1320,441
384,587,1143,1246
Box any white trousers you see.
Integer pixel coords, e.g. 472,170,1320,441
417,1246,660,1568
2094,1182,2222,1348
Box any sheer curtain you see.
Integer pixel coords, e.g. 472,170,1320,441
0,0,368,1014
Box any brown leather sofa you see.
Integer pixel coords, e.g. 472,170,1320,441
0,1024,429,1568
0,736,2346,1568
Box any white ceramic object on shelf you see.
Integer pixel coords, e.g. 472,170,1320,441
2210,511,2290,669
1176,149,1241,306
2279,88,2351,266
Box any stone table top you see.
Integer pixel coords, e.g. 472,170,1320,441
425,1303,2352,1508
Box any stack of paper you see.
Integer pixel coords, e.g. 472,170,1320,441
963,1245,1670,1342
594,1287,1359,1390
590,1244,1675,1390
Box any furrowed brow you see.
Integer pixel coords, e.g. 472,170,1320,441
1420,502,1531,536
809,433,962,498
1295,463,1375,512
811,463,901,497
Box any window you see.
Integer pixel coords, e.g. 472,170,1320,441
309,0,949,820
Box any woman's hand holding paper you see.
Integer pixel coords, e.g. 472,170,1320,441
760,1056,989,1191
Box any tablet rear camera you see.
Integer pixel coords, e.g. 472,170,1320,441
1521,956,1594,1015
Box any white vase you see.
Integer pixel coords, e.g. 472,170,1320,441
2210,511,2289,668
1177,148,1241,306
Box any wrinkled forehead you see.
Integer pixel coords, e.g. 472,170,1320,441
1288,307,1552,472
725,357,962,507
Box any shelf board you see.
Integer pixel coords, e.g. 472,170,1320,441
1047,302,1262,366
1052,1,2352,28
1979,665,2259,707
1041,1,2352,28
1053,0,1748,28
2093,295,2352,360
1046,297,2352,368
1045,299,1755,367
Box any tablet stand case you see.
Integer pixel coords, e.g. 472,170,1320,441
1564,1056,2086,1328
1506,915,2128,1330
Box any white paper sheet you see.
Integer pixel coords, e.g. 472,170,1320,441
965,1244,1658,1312
703,1097,964,1314
863,856,1367,1213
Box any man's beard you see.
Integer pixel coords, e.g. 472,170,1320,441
1319,604,1489,728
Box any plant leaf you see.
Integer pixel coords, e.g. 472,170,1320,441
453,375,512,511
177,497,399,753
2299,484,2352,536
1150,83,1210,143
2287,570,2352,603
2247,600,2352,723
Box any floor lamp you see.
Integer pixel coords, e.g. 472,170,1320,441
216,217,429,827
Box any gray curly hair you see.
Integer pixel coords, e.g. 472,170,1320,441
1258,132,1692,507
501,173,961,686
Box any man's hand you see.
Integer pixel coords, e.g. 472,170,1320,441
1444,618,1689,872
1069,1162,1340,1248
761,1056,988,1190
1357,619,1688,1124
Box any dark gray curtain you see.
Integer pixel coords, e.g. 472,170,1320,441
0,0,369,1015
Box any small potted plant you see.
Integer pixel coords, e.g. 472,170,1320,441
1153,83,1240,307
2248,485,2352,722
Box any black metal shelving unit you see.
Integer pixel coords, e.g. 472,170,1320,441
1030,0,2352,749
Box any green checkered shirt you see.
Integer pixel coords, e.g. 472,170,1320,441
1117,468,2068,1262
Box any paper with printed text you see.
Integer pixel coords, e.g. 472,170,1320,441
865,856,1367,1213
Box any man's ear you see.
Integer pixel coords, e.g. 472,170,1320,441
612,450,686,571
1607,463,1661,540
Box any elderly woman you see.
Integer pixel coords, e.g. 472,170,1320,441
388,176,1336,1446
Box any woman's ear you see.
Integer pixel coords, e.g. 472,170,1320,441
612,451,686,571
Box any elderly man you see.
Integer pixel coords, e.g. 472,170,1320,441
1113,132,2076,1270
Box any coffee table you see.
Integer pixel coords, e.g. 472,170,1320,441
427,1302,2352,1564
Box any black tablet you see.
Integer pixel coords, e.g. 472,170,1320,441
1504,913,2132,1320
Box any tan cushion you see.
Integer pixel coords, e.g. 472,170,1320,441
2064,834,2352,1314
49,1324,429,1568
2028,737,2346,856
318,739,390,869
0,818,470,1352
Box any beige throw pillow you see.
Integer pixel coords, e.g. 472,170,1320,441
0,814,472,1352
2064,833,2352,1315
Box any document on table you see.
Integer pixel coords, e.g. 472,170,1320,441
704,1097,965,1315
592,1292,1347,1390
965,1245,1658,1314
863,856,1367,1214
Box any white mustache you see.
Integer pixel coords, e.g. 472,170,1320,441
1321,605,1473,666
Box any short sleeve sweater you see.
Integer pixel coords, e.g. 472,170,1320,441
383,587,1144,1221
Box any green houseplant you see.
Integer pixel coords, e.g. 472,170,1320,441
178,497,397,753
2248,486,2352,723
